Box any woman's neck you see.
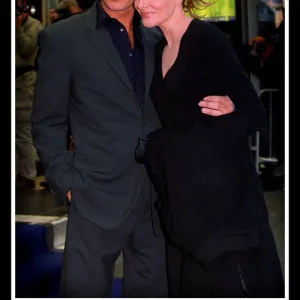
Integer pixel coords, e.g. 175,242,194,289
159,8,193,48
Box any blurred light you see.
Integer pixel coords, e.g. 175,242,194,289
30,6,36,14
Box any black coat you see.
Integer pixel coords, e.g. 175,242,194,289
142,20,271,266
144,115,270,265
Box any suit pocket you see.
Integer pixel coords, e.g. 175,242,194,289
44,152,75,198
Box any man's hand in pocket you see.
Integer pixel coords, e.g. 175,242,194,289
67,190,72,202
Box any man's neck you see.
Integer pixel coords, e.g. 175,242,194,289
101,2,135,32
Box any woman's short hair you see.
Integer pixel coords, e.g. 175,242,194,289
183,0,215,19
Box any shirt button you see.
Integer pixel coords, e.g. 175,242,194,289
129,53,132,57
120,27,124,32
143,118,147,125
141,104,144,108
129,92,133,96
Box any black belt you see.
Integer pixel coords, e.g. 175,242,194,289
16,66,35,78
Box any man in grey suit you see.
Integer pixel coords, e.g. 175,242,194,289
32,0,234,297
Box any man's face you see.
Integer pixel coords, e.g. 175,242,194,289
49,8,60,23
101,0,135,12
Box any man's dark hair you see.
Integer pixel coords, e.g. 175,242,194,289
76,0,95,10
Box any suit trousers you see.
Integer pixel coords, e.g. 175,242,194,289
166,225,284,298
60,177,168,298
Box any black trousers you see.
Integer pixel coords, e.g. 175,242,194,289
60,179,168,298
166,226,284,298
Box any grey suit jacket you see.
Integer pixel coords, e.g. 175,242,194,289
32,3,162,229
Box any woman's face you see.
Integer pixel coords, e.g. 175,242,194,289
134,0,179,28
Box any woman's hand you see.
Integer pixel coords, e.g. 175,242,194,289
199,95,235,116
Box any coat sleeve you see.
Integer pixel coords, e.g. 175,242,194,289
31,27,73,199
203,24,266,135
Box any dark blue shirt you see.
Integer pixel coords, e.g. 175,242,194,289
97,2,145,105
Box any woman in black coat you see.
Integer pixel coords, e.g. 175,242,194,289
135,0,284,297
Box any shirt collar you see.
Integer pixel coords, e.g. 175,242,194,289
96,0,110,27
96,0,142,30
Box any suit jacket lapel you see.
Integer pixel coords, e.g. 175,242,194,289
140,25,155,102
85,4,133,92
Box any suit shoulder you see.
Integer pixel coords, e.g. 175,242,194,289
41,12,86,41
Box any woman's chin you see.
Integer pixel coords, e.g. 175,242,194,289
141,19,157,28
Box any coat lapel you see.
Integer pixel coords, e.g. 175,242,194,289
140,25,156,103
85,4,133,92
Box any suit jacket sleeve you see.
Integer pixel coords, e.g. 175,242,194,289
31,28,73,199
204,25,266,135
